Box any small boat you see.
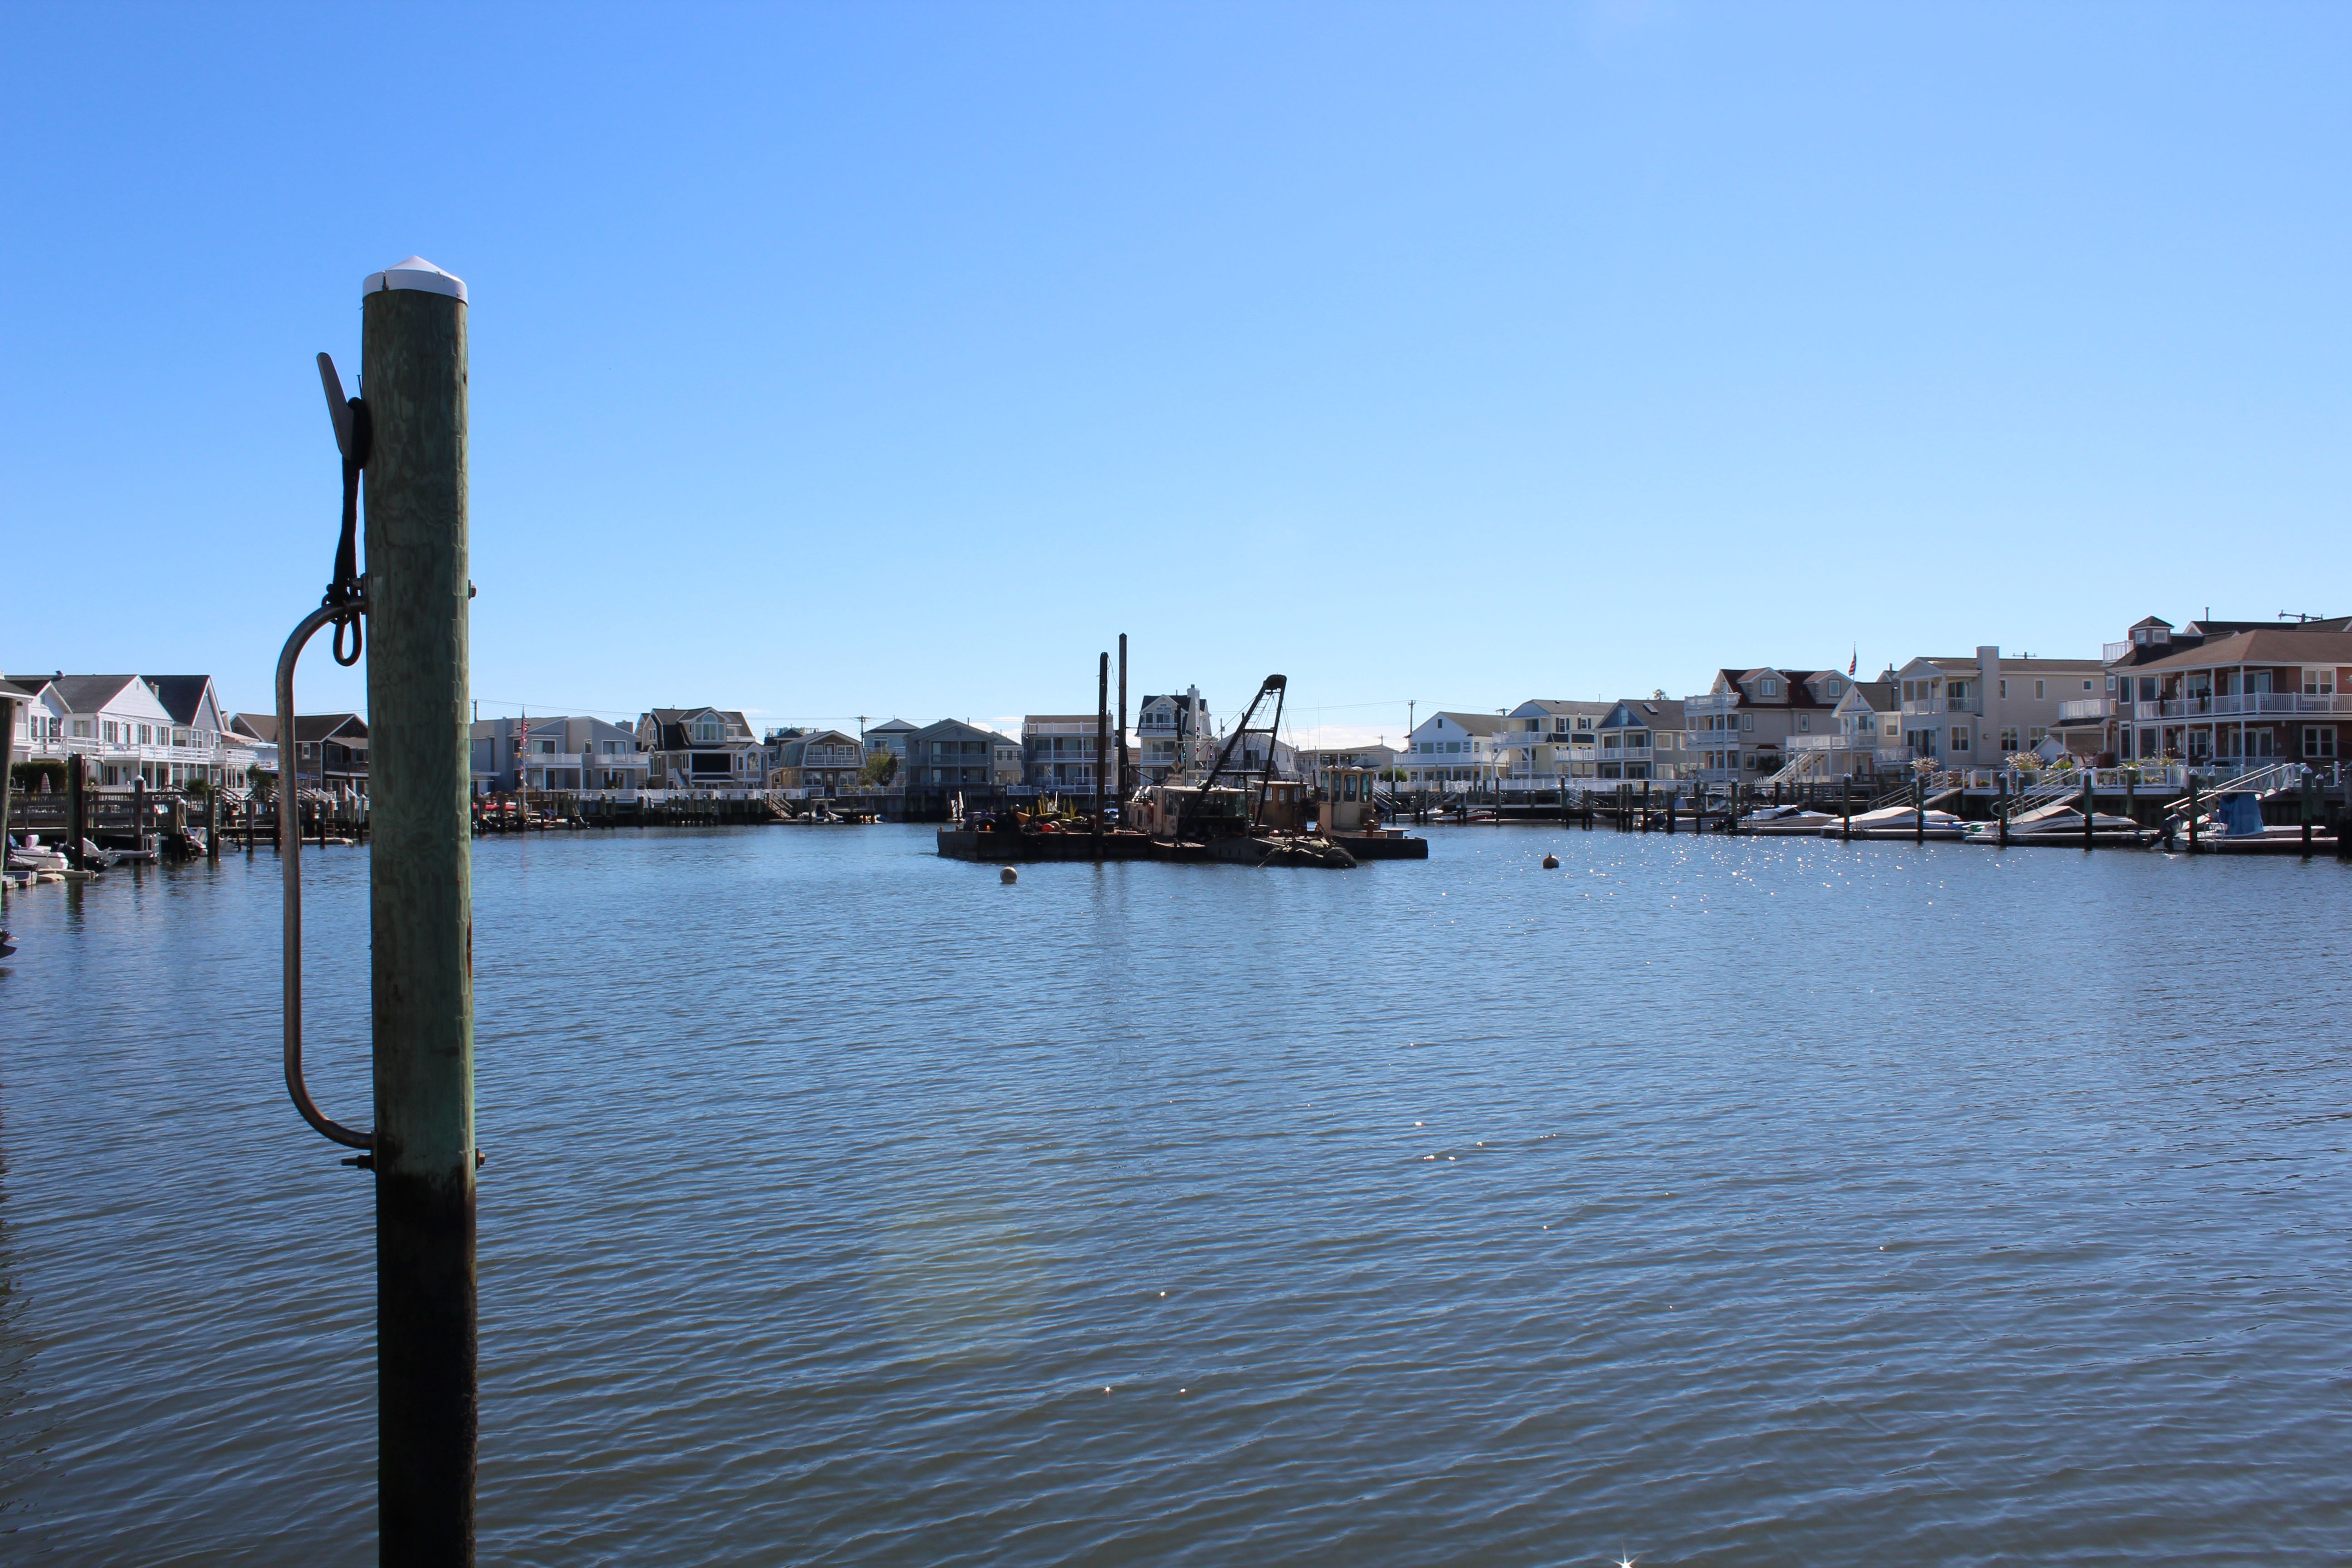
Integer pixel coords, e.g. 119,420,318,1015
6,834,71,874
1828,804,1967,840
0,930,16,958
1740,805,1841,834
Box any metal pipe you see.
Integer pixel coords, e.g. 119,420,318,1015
278,600,375,1152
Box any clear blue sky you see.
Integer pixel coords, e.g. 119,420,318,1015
4,4,2345,746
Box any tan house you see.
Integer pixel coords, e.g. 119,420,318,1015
1683,667,1855,784
1892,648,2102,766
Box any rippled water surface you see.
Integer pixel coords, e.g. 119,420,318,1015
1,824,2347,1564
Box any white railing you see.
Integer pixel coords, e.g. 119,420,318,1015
2102,641,2133,662
2057,698,2113,721
2133,693,2351,720
1900,698,1983,715
1682,693,1740,715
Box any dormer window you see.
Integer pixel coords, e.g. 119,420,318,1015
693,718,721,743
1760,679,1779,697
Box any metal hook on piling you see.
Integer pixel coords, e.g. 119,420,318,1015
279,597,375,1154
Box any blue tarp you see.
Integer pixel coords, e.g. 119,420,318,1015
2217,792,2265,835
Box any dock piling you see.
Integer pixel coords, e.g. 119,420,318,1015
362,257,477,1564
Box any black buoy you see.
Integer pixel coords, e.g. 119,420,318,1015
1541,853,1559,869
1000,867,1018,884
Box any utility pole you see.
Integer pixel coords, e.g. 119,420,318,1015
1116,634,1129,799
363,256,477,1563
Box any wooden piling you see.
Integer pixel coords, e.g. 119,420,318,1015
2081,771,2094,851
362,257,477,1563
0,696,13,874
69,755,88,870
1116,633,1129,799
1094,652,1107,860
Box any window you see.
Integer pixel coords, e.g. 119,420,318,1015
533,740,556,754
2304,668,2337,696
693,718,721,742
2000,728,2019,752
2305,726,2338,759
1950,681,1970,705
1825,679,1842,697
1797,715,1811,733
1999,680,2008,699
1760,679,1779,697
2034,680,2046,700
1901,681,1914,701
2082,680,2094,691
137,724,153,744
2028,726,2047,747
1740,714,1754,731
1950,727,1970,751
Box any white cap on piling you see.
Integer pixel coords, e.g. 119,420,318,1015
363,255,467,302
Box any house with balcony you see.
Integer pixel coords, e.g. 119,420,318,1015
1682,667,1854,785
637,706,764,790
2056,613,2352,763
2099,630,2352,772
1782,679,1902,782
1135,688,1212,783
905,720,1023,797
233,710,369,792
1595,697,1690,782
1024,715,1111,792
13,674,259,789
764,728,866,795
1297,742,1402,782
1891,648,2102,767
860,719,918,784
1491,700,1612,788
1402,711,1503,792
471,715,648,794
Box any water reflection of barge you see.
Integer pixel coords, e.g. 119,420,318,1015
936,674,1426,868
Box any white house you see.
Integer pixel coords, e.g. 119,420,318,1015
1402,711,1503,792
1491,699,1613,788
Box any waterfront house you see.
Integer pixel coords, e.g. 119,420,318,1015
1783,678,1902,782
860,718,918,782
1682,668,1853,785
2095,629,2352,771
637,706,764,789
2056,614,2352,764
1024,714,1110,792
471,715,648,794
1891,648,2102,766
1402,711,1503,791
764,727,865,795
905,720,1023,791
1297,742,1402,780
1595,697,1691,782
235,711,369,791
1136,689,1212,783
15,674,249,789
1491,699,1612,787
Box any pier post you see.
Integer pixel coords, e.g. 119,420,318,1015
0,696,13,871
69,755,88,871
362,257,476,1564
2081,771,2093,851
1913,773,1924,845
135,775,147,856
1094,652,1107,859
1116,634,1129,799
1996,773,2007,848
2188,775,2200,852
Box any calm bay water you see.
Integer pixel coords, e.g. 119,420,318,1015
0,824,2346,1564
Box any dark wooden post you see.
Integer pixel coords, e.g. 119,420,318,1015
1913,772,1924,844
69,754,88,870
1093,652,1107,858
0,696,13,868
134,775,147,857
2081,770,2094,851
1116,634,1129,799
363,257,477,1564
2187,775,2200,852
1842,774,1853,840
206,781,219,860
2301,768,2318,858
1995,773,2008,848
